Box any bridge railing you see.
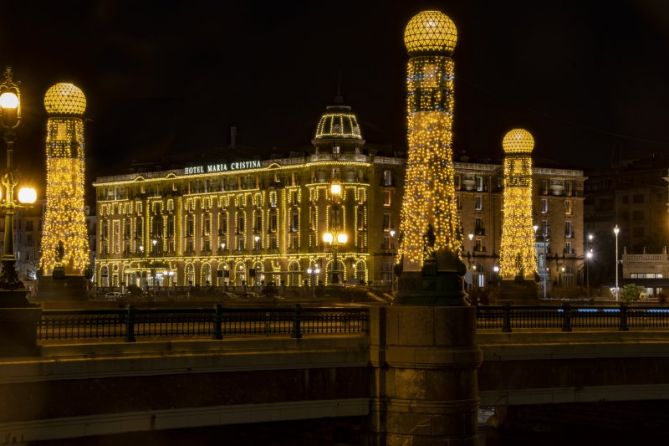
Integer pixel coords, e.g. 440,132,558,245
38,305,369,342
476,304,669,332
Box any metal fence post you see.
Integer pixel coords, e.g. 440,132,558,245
291,304,303,339
125,305,136,342
619,303,629,331
502,304,512,333
213,304,223,340
561,303,572,332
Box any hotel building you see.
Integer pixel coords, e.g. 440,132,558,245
93,99,586,291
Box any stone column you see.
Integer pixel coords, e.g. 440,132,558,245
370,256,481,445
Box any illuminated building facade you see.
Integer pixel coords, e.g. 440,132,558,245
94,99,404,288
399,10,462,269
93,103,585,291
39,83,90,276
499,129,538,280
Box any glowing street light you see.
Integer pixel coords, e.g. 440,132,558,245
0,67,38,290
322,230,348,285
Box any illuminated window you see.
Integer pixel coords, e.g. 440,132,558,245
475,176,484,192
186,215,194,237
384,190,392,207
475,218,484,235
565,221,573,238
383,170,393,186
541,198,548,214
270,211,278,232
291,208,299,232
383,213,391,231
564,199,572,215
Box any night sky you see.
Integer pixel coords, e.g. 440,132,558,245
2,0,669,192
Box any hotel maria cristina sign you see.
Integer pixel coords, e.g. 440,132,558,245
184,160,262,175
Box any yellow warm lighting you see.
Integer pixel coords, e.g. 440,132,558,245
337,233,348,244
404,10,457,55
330,182,342,196
314,109,362,140
499,128,537,280
17,187,36,204
44,82,86,115
323,232,334,244
40,87,90,276
502,128,535,154
0,92,19,109
398,15,461,268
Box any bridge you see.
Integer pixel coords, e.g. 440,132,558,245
1,304,669,443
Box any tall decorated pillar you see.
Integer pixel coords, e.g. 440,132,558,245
498,128,539,300
370,10,481,446
37,83,91,300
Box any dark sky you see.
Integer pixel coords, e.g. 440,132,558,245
2,0,669,190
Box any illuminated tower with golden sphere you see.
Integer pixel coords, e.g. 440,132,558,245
39,83,90,276
398,10,462,270
499,128,538,280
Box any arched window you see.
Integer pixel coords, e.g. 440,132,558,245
185,264,195,286
201,263,212,286
288,261,301,286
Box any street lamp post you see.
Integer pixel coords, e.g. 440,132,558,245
389,229,396,291
586,233,594,298
306,266,321,297
614,225,620,301
0,68,37,290
323,231,347,285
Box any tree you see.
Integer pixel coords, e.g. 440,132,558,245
620,284,643,303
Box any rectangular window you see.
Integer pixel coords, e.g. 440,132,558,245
454,175,461,190
633,194,644,204
219,213,228,234
237,237,245,251
383,190,392,207
383,213,391,231
475,175,484,192
474,196,483,211
291,209,299,232
475,218,485,235
632,210,644,221
270,212,278,232
290,233,299,249
565,221,573,238
269,234,278,249
383,170,393,187
237,213,245,233
474,238,482,252
564,199,572,215
541,198,548,214
564,241,572,254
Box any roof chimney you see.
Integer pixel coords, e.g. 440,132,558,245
229,126,237,149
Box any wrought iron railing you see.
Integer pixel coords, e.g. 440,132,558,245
38,305,369,342
476,304,669,332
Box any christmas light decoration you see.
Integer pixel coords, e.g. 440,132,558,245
499,128,537,280
39,83,90,275
398,10,462,269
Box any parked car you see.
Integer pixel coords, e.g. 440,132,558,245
104,291,122,300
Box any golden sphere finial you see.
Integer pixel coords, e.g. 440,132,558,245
404,10,458,55
44,82,86,115
502,128,535,154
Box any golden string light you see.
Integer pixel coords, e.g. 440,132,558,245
499,128,537,280
398,10,462,268
39,83,90,275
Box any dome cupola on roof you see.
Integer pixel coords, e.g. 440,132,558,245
314,104,363,141
44,82,86,115
404,10,458,55
502,128,535,154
